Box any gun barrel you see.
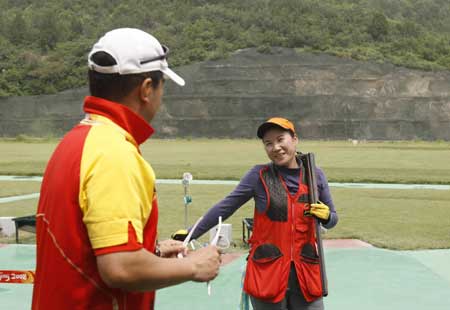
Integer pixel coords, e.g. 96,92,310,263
303,153,328,297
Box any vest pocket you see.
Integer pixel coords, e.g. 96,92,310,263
244,243,284,299
298,243,322,297
252,243,282,263
294,223,309,243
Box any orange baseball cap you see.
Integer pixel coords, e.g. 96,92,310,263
257,117,296,139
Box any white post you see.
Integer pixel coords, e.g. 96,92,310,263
182,172,193,228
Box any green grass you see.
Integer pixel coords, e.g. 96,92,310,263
326,188,450,250
1,139,449,249
143,139,450,184
1,184,449,250
0,198,39,218
2,139,449,184
0,182,41,197
0,141,57,175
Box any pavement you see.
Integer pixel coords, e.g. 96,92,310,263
1,241,450,309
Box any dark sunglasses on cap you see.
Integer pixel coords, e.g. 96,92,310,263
140,44,169,65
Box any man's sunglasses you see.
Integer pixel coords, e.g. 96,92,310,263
140,45,169,65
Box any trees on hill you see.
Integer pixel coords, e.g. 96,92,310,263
1,0,450,97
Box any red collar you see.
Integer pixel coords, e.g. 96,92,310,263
83,96,154,145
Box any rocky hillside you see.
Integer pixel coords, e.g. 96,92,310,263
2,48,450,140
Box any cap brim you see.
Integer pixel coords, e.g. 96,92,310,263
162,68,185,86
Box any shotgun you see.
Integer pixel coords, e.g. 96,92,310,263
301,152,328,297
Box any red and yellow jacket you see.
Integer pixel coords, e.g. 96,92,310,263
32,96,158,310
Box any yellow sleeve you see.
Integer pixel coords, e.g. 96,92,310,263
79,129,155,249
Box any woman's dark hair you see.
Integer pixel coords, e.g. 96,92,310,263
88,51,164,102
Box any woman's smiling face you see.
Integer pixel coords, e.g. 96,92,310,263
262,127,298,168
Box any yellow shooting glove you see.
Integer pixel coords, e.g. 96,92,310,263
309,201,330,221
171,229,188,241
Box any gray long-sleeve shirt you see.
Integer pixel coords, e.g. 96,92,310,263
191,164,338,240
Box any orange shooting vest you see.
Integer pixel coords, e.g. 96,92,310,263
243,163,323,303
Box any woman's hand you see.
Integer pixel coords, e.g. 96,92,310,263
309,201,330,220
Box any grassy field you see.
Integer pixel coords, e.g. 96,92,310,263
1,139,450,184
1,182,449,250
1,139,450,249
0,181,41,197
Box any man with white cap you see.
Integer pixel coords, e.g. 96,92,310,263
32,28,220,310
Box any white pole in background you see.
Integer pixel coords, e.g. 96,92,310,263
182,172,193,229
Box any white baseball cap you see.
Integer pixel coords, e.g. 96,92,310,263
88,28,185,86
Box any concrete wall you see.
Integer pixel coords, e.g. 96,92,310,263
1,48,450,140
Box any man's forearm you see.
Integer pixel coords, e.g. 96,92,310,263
97,248,195,291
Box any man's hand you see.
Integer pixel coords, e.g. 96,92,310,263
185,246,221,282
309,201,330,221
157,240,187,258
171,229,188,241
